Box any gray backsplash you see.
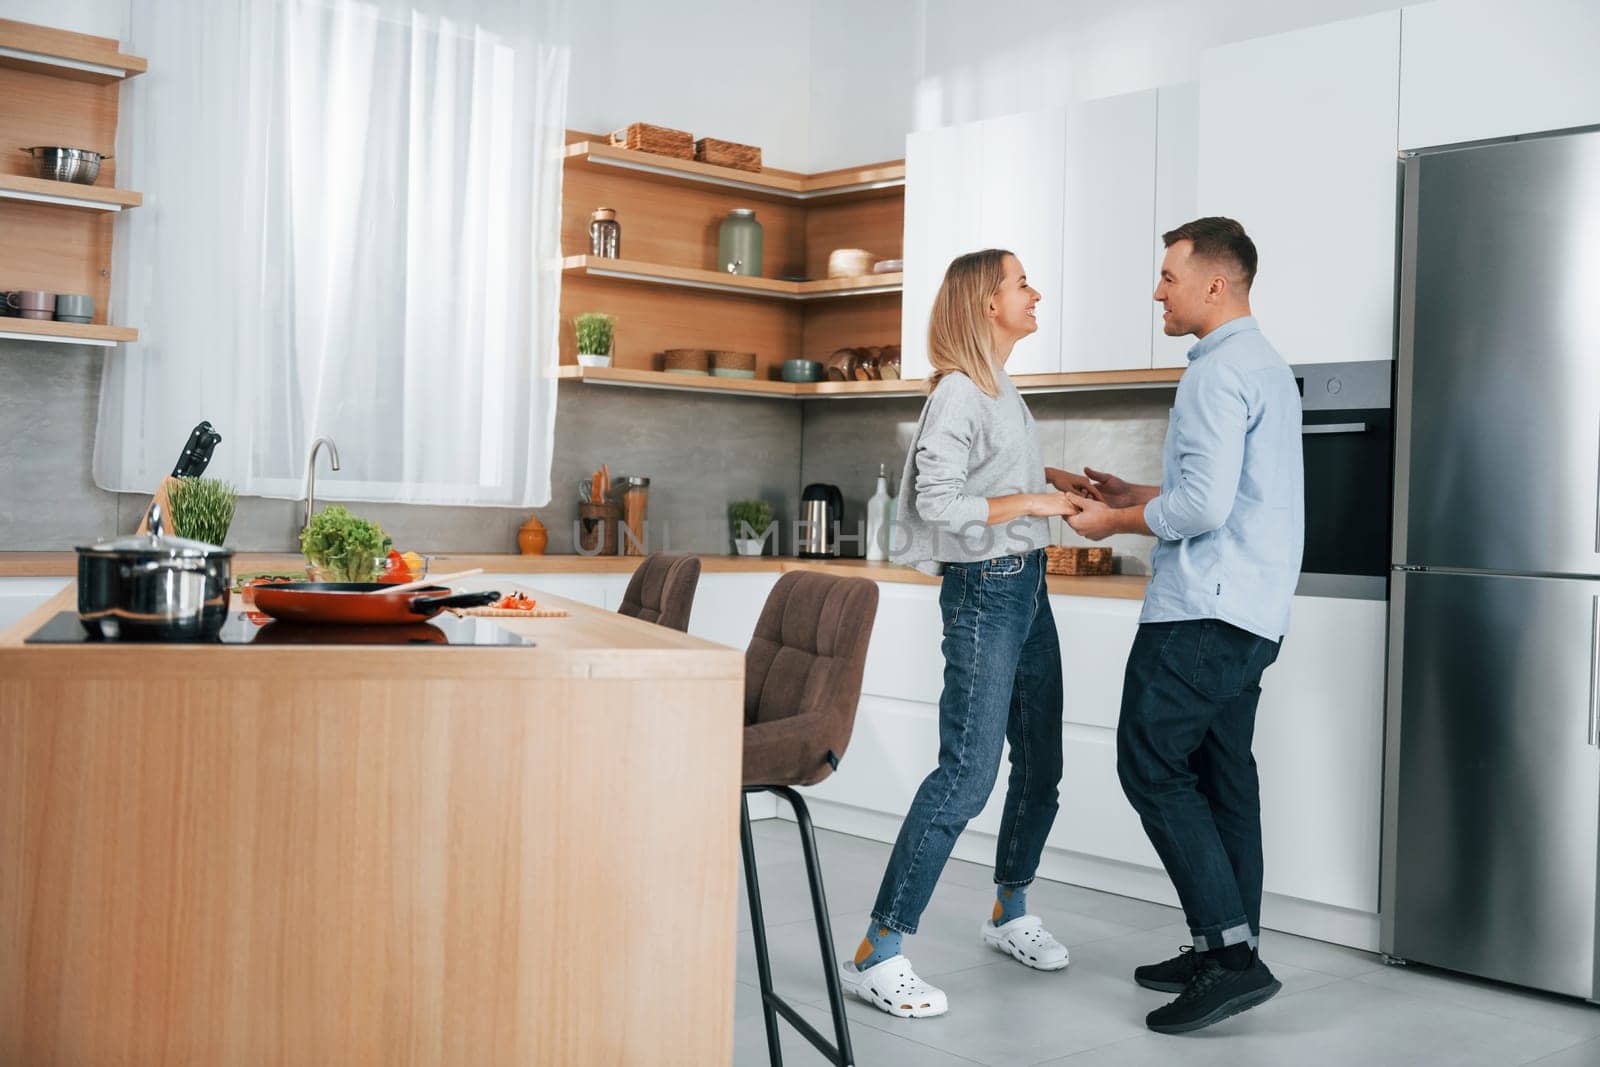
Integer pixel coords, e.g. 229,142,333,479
799,388,1175,575
2,339,1174,569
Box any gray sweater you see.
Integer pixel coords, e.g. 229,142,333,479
892,370,1051,574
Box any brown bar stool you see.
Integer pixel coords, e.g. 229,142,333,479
740,570,879,1067
616,553,701,631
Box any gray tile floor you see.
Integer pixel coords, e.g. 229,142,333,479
734,819,1600,1066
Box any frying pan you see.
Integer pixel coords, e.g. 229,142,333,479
249,582,500,625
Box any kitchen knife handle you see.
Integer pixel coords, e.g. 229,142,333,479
1589,596,1599,749
171,423,207,477
189,429,222,478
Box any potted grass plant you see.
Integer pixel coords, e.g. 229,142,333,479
574,312,615,368
729,499,774,556
166,476,237,546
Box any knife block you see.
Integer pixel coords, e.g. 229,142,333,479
134,477,179,535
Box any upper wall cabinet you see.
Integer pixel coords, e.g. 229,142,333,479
903,94,1165,378
1060,91,1158,373
1199,11,1402,366
1400,0,1600,150
978,109,1067,376
1152,83,1200,370
901,121,984,380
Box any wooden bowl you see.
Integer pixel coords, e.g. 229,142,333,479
825,347,858,382
827,249,875,278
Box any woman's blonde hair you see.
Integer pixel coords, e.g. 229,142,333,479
927,248,1012,398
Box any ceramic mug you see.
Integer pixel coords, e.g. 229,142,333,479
54,293,93,323
11,290,54,310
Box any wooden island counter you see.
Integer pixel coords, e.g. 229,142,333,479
0,582,743,1065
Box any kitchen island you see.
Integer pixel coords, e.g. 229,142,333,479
0,584,743,1066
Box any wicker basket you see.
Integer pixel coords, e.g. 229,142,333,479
661,348,709,374
1043,545,1113,576
708,350,756,373
610,122,694,160
694,137,762,172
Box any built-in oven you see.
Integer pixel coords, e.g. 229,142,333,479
1294,361,1394,591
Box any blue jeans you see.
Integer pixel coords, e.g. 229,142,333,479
870,550,1063,934
1117,619,1281,951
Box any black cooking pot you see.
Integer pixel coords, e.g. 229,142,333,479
76,502,233,640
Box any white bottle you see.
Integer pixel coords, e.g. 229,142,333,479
866,463,893,562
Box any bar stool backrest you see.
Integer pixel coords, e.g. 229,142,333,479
742,571,878,787
617,553,702,632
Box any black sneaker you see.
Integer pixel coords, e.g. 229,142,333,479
1134,944,1201,993
1145,953,1282,1035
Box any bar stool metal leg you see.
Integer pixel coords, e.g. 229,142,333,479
740,793,785,1066
774,785,855,1067
741,786,855,1067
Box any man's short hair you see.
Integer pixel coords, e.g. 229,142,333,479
1162,217,1257,290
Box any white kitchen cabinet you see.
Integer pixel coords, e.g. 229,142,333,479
1054,593,1142,730
1060,91,1159,373
1255,595,1387,913
798,574,1388,946
805,693,939,816
1199,11,1401,365
685,572,780,651
901,121,985,380
1051,725,1163,869
1152,83,1201,370
977,109,1067,376
860,581,944,704
0,578,70,632
1400,0,1600,150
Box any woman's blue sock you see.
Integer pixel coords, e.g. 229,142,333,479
853,923,903,971
993,884,1028,925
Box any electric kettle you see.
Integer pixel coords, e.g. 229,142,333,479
798,483,844,558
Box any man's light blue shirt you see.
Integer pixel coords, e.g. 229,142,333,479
1141,316,1304,641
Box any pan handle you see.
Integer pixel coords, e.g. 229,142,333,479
410,590,500,614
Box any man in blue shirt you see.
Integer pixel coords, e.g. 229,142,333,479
1062,217,1304,1035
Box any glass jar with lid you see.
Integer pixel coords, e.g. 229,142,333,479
590,207,621,258
718,209,763,276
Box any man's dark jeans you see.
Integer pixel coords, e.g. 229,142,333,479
1117,618,1281,951
871,550,1063,934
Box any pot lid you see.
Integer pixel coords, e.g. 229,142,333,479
76,501,231,557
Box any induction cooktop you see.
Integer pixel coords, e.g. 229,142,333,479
24,611,533,647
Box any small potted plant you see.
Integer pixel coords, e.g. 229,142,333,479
574,312,615,368
165,476,237,546
729,499,774,556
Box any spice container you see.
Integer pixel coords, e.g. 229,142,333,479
621,476,650,556
718,208,763,276
590,207,621,258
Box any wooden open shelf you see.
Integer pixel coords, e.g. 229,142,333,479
564,140,904,203
560,129,905,381
563,255,902,301
0,18,146,83
0,173,141,212
0,19,143,347
555,364,1184,399
0,317,137,346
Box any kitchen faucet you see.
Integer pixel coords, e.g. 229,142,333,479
303,436,341,533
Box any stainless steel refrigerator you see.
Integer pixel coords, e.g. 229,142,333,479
1380,129,1600,1000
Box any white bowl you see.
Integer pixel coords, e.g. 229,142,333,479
576,353,612,368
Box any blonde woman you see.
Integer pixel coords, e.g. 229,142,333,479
841,249,1096,1018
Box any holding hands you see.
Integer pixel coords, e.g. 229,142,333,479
1064,494,1117,540
1082,467,1142,509
1045,467,1102,500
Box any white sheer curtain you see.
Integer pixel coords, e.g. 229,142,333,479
95,0,570,506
